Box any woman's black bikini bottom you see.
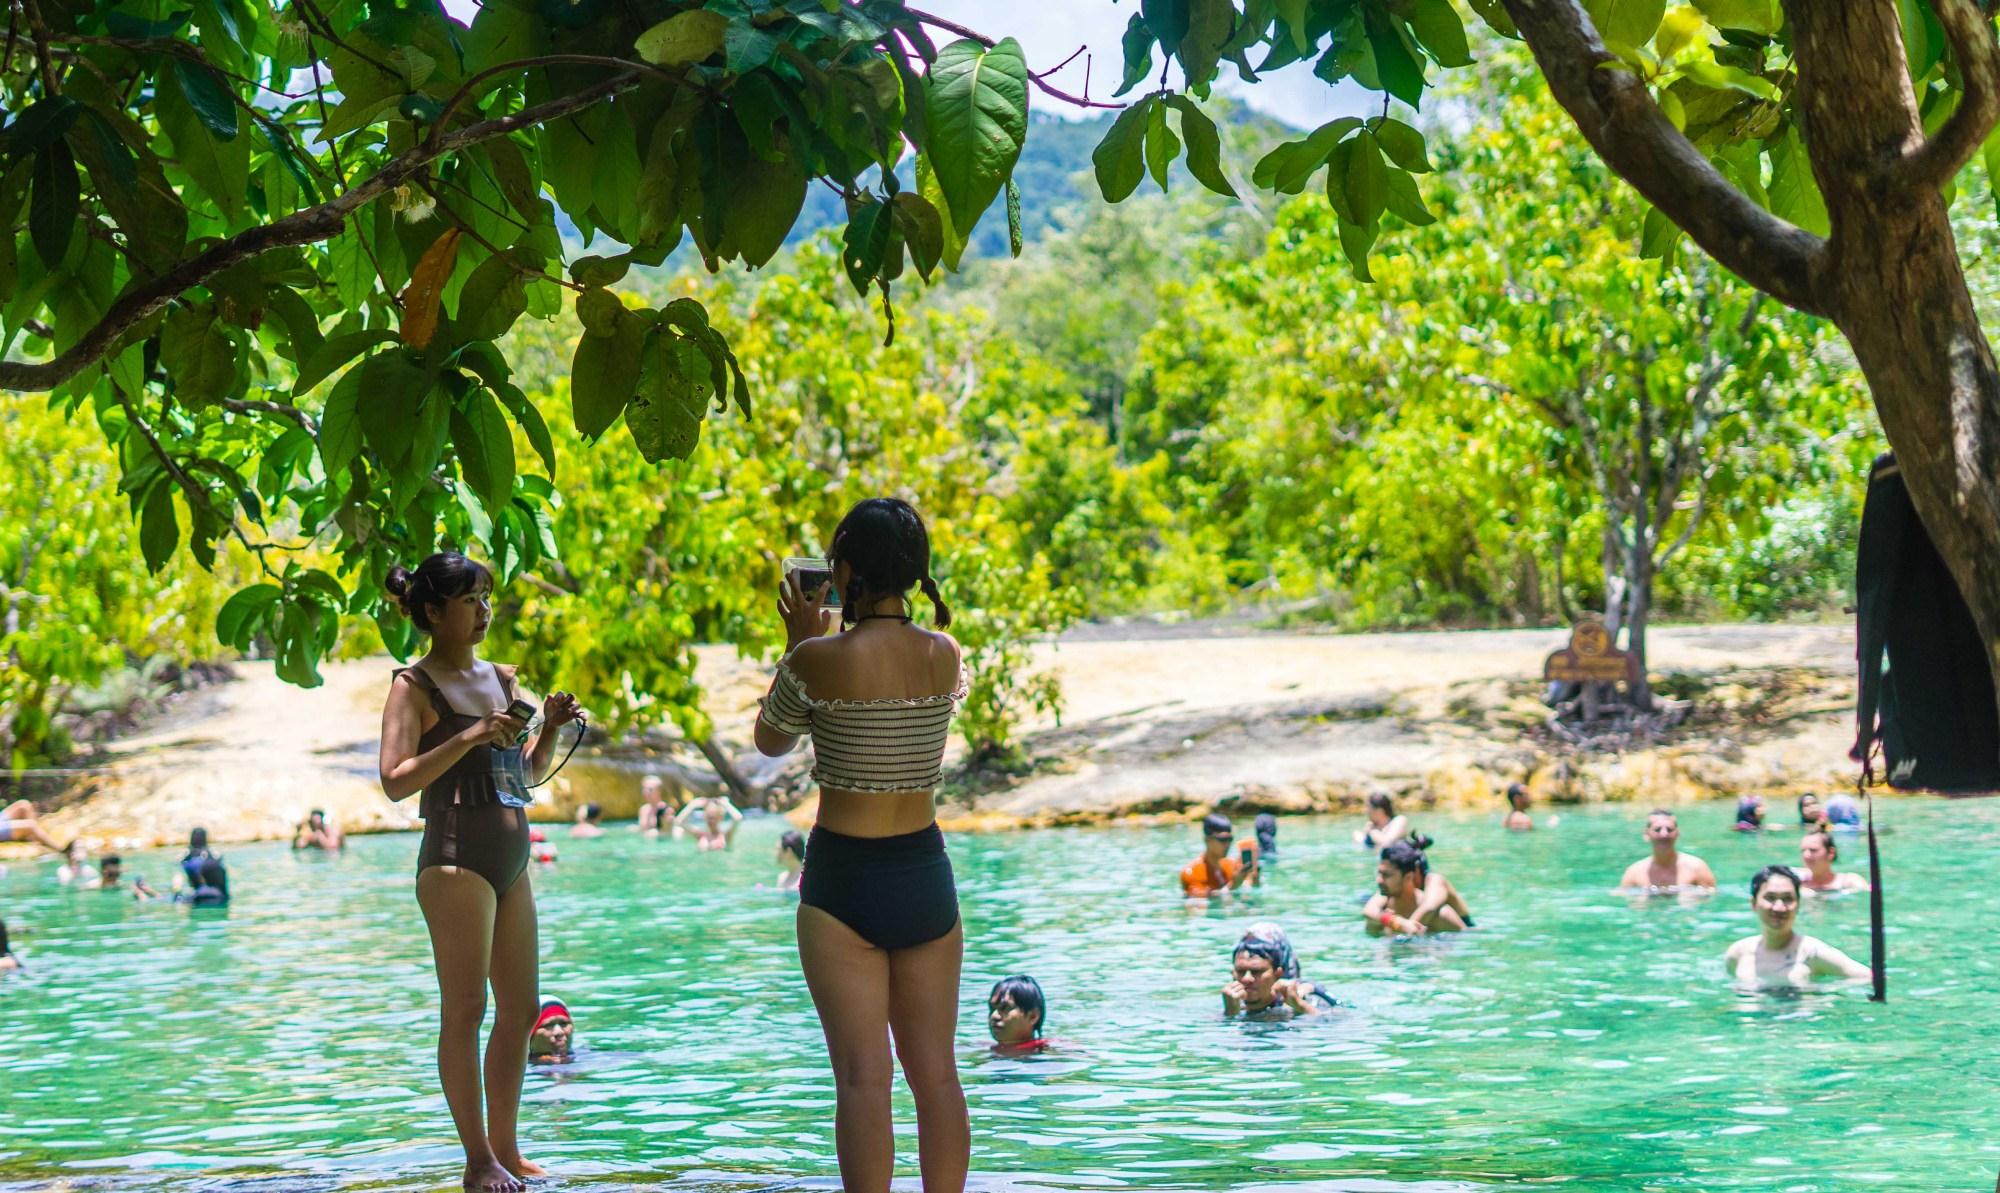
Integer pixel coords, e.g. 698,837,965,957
417,802,529,896
800,823,958,950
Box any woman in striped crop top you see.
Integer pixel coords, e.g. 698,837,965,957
754,497,970,1193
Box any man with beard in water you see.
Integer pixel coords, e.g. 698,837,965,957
1363,841,1470,935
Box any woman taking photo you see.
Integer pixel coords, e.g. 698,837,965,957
755,498,969,1193
377,552,581,1193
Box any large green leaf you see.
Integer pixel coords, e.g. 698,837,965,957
626,331,714,463
454,253,530,341
893,192,946,281
1410,0,1474,66
159,304,238,407
842,198,894,295
1166,96,1238,198
355,349,430,463
139,482,179,574
1586,0,1667,49
1143,98,1181,192
1366,11,1427,107
451,387,517,512
922,38,1029,238
729,139,808,269
171,59,239,141
1093,97,1155,203
571,308,648,439
294,328,399,397
157,60,249,221
635,10,728,66
1768,126,1829,237
1373,117,1432,173
319,362,365,479
1116,13,1157,97
1345,130,1389,229
1693,0,1782,36
1179,0,1235,85
28,142,77,266
216,583,281,651
1252,117,1361,193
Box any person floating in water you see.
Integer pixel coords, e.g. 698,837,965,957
292,809,345,851
1797,831,1871,894
1353,790,1411,850
635,775,673,835
174,856,229,906
568,803,605,839
0,799,63,854
1732,793,1768,832
528,997,574,1064
89,854,158,900
1365,839,1470,935
674,794,743,851
1502,783,1536,832
1618,809,1717,891
1222,929,1337,1017
774,830,806,893
1180,813,1259,897
987,974,1051,1053
1724,865,1872,987
377,550,584,1193
1253,812,1279,863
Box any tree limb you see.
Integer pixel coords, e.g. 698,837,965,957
1897,0,2000,189
0,69,641,393
1501,0,1830,316
221,398,317,434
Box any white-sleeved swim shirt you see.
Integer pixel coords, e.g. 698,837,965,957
759,657,967,792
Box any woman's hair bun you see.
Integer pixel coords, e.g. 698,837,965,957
384,565,414,610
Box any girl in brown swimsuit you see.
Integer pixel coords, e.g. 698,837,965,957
377,552,581,1193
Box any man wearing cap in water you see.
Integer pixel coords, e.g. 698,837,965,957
528,997,574,1064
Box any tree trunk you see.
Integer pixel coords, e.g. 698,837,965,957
1783,0,2000,724
1626,540,1655,711
691,734,757,808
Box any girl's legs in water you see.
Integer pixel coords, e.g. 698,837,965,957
485,873,542,1178
417,866,521,1193
798,905,895,1193
889,921,969,1193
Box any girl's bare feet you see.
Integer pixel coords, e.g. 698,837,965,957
500,1154,546,1179
462,1157,525,1192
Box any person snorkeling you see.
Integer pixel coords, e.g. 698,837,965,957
377,550,583,1193
1222,929,1337,1017
987,975,1051,1053
1724,865,1872,987
528,997,574,1064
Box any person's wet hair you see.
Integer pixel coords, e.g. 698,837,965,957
1233,936,1288,974
1380,840,1427,877
827,497,950,627
582,803,602,822
1506,783,1530,809
1803,830,1837,859
779,830,806,862
385,551,494,633
1798,793,1823,819
199,857,228,895
988,974,1046,1034
1201,812,1233,841
1648,808,1676,823
1366,791,1395,816
1751,864,1800,898
187,828,208,854
1254,812,1277,853
101,854,123,868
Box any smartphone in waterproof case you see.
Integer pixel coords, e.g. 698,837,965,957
506,698,538,745
782,557,841,607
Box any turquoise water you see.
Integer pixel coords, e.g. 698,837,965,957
0,799,1993,1192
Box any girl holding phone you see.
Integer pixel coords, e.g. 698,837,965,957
377,551,581,1193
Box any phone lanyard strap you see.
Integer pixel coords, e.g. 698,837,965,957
525,716,588,789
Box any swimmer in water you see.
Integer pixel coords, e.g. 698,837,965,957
635,775,672,835
1732,793,1768,832
1502,783,1535,832
1724,864,1871,987
1222,934,1336,1016
0,918,19,971
1364,840,1470,935
89,855,158,900
292,808,345,851
1823,791,1862,829
1253,813,1279,863
1352,790,1410,850
1618,809,1717,891
1180,813,1258,897
528,997,574,1064
674,795,743,851
56,841,92,884
568,803,605,839
775,830,805,893
173,856,229,906
1796,793,1831,834
1797,831,1870,894
987,974,1050,1053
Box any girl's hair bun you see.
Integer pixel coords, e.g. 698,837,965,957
384,565,414,611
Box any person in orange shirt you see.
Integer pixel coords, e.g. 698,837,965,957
1180,813,1259,897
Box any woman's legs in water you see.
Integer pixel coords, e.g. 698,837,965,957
417,866,522,1193
484,871,541,1178
889,920,969,1193
798,904,895,1193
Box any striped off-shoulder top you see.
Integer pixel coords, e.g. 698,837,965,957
758,656,967,792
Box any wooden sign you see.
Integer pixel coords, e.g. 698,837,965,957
1543,616,1640,686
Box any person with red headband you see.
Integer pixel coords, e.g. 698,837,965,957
528,997,574,1064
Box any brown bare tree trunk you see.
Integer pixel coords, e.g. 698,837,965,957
1506,0,2000,729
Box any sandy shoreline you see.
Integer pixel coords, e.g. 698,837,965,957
6,621,1861,853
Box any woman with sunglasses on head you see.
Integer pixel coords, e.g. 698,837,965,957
755,498,970,1193
377,552,582,1193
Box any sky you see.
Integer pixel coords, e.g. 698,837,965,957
913,0,1370,128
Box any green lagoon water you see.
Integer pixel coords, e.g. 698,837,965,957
1,799,1994,1192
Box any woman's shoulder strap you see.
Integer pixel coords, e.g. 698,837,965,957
495,663,520,703
391,665,452,717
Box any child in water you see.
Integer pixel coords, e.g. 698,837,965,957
987,975,1051,1054
528,996,575,1063
775,830,805,892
